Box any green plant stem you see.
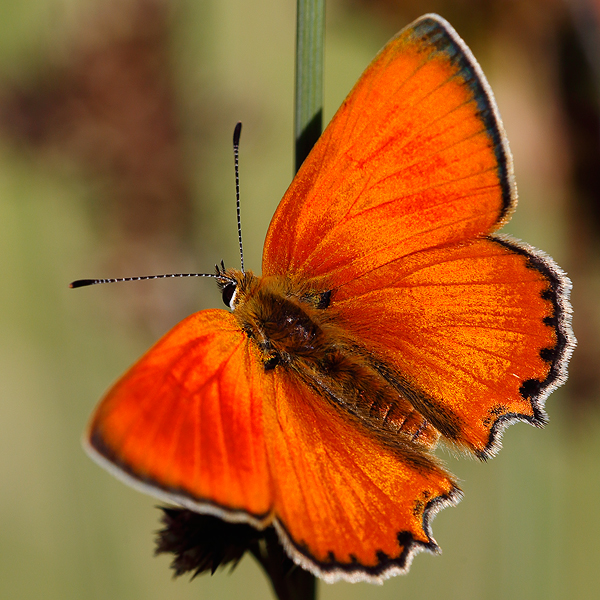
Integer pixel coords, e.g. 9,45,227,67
295,0,325,173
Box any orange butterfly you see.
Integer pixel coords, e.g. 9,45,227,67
79,14,574,582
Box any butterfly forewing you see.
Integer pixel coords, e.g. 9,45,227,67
263,14,514,286
86,310,273,524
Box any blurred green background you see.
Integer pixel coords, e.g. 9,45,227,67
1,0,599,598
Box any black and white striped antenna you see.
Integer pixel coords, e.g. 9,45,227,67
69,271,220,289
70,124,246,289
233,122,245,273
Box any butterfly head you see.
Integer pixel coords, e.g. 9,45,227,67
214,264,257,312
217,274,238,309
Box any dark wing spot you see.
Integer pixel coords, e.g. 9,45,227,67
490,404,508,417
483,405,508,428
540,347,555,362
317,290,332,309
520,378,543,399
413,499,425,518
396,531,413,549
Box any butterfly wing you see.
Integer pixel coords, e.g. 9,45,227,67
86,309,459,582
86,310,273,524
333,237,572,457
263,14,514,286
264,369,459,582
262,14,574,456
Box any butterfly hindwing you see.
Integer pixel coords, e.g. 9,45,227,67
333,237,572,456
263,368,459,582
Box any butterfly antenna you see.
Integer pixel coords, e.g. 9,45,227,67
71,127,246,290
70,272,220,289
233,122,245,273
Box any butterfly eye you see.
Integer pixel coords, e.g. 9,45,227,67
221,283,237,309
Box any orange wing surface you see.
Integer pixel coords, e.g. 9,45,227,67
333,237,571,457
86,309,460,582
262,14,574,457
264,370,459,582
263,15,514,285
86,310,273,523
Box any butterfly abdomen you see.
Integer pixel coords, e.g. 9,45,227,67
300,347,441,451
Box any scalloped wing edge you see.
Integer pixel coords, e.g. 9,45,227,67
478,234,576,460
273,484,463,584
